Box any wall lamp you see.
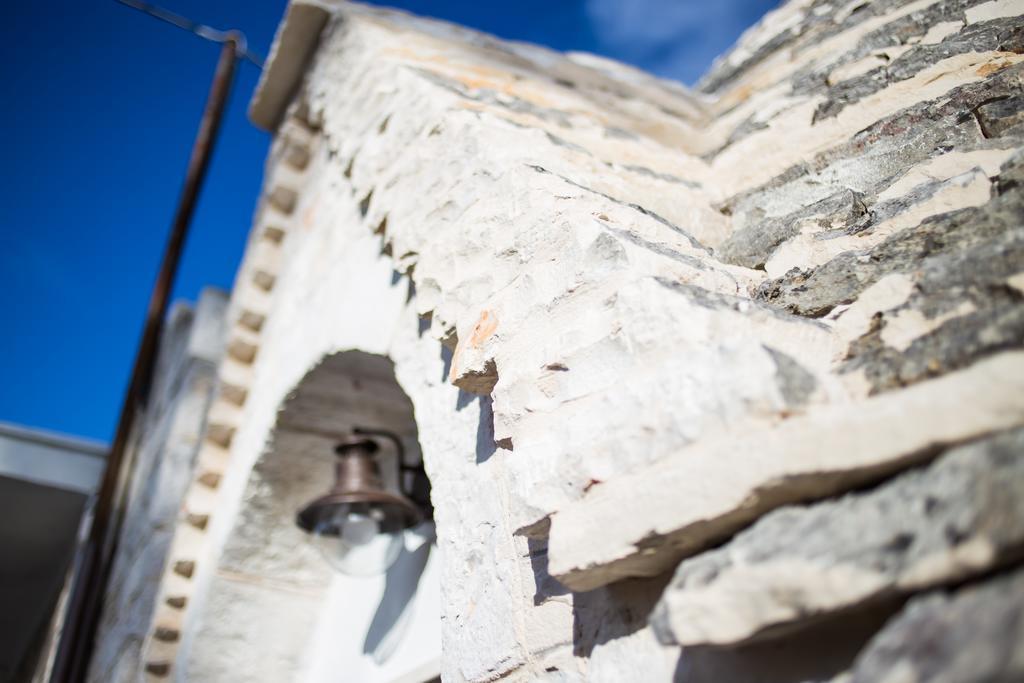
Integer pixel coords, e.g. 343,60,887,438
296,427,431,577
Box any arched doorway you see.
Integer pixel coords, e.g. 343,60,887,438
185,350,440,682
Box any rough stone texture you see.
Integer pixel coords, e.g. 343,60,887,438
755,148,1024,314
547,352,1024,591
86,289,227,683
651,427,1024,648
840,566,1024,683
90,0,1024,680
675,600,903,683
544,0,1024,588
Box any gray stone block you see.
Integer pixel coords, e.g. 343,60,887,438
652,428,1024,648
845,566,1024,683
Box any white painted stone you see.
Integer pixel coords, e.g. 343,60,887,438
547,352,1024,591
876,148,1017,204
827,48,910,85
91,1,1024,680
880,301,976,352
830,273,916,350
916,20,964,44
765,166,996,279
966,0,1024,24
713,51,1024,194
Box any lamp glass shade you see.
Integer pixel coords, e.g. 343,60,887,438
312,502,404,577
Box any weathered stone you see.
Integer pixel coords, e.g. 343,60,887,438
722,63,1024,271
977,94,1024,138
758,150,1024,319
651,427,1024,647
812,12,1024,122
546,352,1024,592
843,567,1024,683
86,0,1024,680
753,150,1024,393
842,294,1024,393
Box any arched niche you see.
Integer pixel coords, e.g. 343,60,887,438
187,350,440,683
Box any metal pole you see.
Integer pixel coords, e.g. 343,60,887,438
50,37,239,683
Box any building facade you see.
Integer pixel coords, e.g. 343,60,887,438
0,422,106,683
91,0,1024,681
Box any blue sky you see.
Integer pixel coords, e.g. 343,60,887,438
0,0,777,443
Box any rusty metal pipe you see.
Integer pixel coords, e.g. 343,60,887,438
50,38,239,683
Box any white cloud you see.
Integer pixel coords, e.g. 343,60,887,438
584,0,779,85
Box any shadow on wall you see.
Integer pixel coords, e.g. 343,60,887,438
364,525,437,663
571,571,672,660
440,343,500,465
671,597,905,683
525,528,904,682
473,396,496,465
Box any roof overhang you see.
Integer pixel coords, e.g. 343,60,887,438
0,421,106,495
249,0,339,132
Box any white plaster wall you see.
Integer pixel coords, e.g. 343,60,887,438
303,525,441,683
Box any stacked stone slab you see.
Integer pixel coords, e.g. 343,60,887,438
96,0,1024,680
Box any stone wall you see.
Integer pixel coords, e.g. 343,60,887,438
86,290,227,683
106,0,1024,680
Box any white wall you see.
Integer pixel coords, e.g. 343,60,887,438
303,524,441,683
